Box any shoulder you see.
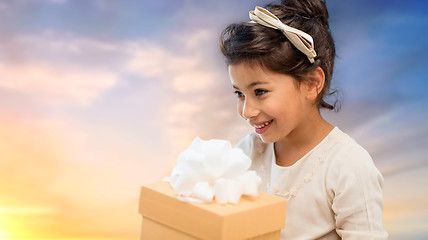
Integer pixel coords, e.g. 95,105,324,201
325,127,384,190
327,128,377,169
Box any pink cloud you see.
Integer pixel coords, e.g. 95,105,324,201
0,62,117,106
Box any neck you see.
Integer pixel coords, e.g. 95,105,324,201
274,109,333,167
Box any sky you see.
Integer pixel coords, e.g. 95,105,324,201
0,0,427,239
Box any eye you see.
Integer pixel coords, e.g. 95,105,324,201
234,90,244,99
255,89,268,96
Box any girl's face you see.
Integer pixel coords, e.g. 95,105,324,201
229,62,315,143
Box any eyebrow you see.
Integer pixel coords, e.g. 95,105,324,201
233,81,269,90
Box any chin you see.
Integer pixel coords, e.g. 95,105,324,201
258,134,278,143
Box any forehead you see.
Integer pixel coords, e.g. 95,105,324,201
228,62,292,88
229,63,268,82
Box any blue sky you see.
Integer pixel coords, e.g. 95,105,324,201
0,0,427,239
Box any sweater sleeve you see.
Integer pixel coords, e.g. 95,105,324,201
326,143,388,240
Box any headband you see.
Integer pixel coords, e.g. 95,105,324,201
249,6,317,63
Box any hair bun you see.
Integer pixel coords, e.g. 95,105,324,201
280,0,329,27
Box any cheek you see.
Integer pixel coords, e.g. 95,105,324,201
237,101,244,116
261,100,281,116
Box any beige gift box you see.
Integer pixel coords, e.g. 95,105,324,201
139,181,287,240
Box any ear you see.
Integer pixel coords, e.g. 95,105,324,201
304,67,325,101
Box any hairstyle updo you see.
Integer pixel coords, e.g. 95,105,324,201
220,0,337,110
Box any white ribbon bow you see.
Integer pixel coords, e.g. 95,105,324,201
165,137,262,204
249,6,317,63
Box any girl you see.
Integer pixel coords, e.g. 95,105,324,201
220,0,388,239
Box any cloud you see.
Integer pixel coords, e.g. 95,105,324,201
0,62,116,106
125,30,249,151
0,30,222,107
0,113,145,238
333,101,428,176
0,32,128,106
126,38,216,93
0,28,252,238
383,165,428,238
0,115,72,237
172,70,215,93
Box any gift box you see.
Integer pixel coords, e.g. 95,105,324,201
139,181,287,240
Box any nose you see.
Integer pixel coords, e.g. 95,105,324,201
241,98,259,120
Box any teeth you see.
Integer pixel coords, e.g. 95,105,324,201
255,120,271,129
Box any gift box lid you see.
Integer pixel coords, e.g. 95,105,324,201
139,181,287,240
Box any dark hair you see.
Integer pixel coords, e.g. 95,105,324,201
220,0,338,110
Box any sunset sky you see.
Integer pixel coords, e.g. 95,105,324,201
0,0,427,239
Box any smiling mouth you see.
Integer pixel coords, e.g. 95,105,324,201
254,120,273,129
